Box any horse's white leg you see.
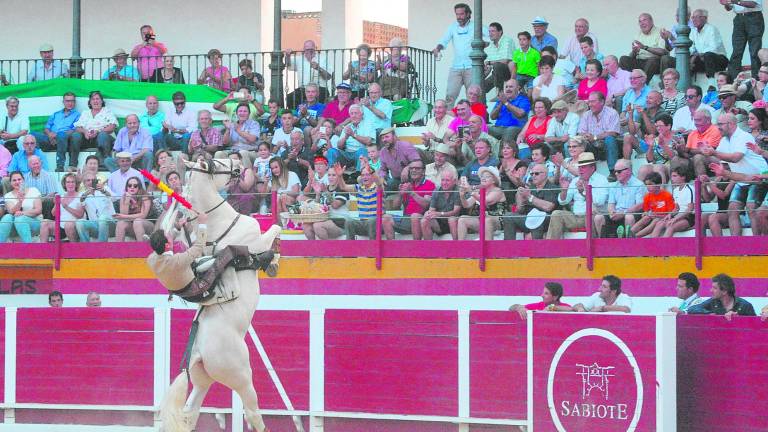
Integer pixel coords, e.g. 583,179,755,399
183,359,214,429
233,382,268,432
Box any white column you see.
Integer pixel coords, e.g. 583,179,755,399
320,0,362,50
309,309,325,431
656,313,677,431
3,308,17,424
457,310,470,432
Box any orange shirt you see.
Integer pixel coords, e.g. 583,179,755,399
643,190,675,214
686,124,722,149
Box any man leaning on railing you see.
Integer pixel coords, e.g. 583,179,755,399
28,43,69,82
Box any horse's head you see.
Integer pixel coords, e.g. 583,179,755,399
183,157,242,192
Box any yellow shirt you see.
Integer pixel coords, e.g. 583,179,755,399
635,27,667,60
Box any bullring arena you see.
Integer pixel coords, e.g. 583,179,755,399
2,1,768,431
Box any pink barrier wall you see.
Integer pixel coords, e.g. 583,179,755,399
469,311,527,420
15,308,154,405
170,310,309,410
324,310,458,416
531,314,658,432
0,308,4,405
677,315,768,432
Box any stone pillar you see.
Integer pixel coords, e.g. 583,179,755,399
469,0,487,102
674,0,692,90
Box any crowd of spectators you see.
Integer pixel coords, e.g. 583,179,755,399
0,4,767,243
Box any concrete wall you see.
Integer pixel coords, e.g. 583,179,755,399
409,0,768,100
0,0,264,60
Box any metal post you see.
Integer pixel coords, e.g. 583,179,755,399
586,185,594,271
674,0,692,89
54,194,62,270
70,0,84,78
694,178,702,270
375,187,383,270
469,0,487,103
269,0,286,107
479,187,486,272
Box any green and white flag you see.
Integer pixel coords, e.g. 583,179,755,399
0,78,228,131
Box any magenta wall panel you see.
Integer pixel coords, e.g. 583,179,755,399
531,314,657,432
0,308,4,405
15,308,154,405
170,309,310,411
324,310,458,416
677,316,768,432
469,311,527,420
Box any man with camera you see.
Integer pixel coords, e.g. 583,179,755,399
131,25,168,82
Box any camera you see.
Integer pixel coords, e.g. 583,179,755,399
458,125,470,139
91,179,98,188
144,33,156,43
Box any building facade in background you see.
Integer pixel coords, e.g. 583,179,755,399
363,20,409,46
282,11,322,51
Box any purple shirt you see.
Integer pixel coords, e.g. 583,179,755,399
113,127,153,157
378,140,421,180
607,68,632,101
578,106,621,136
0,145,11,177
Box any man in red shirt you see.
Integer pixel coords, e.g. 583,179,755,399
508,282,571,319
382,159,435,239
675,108,722,176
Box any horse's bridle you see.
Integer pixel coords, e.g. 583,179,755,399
187,158,241,182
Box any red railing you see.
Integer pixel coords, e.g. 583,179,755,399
12,177,767,272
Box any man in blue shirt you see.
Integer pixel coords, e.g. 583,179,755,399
27,43,69,82
34,92,82,171
361,83,393,135
104,114,153,172
531,17,558,52
8,135,49,175
433,3,489,106
139,95,165,151
489,79,530,141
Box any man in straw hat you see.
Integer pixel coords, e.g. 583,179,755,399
102,48,140,81
546,151,609,239
425,143,456,185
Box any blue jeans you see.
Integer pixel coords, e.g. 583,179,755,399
104,151,153,172
72,131,114,161
34,130,84,169
588,135,619,171
151,131,165,152
163,132,191,153
76,218,111,242
0,214,41,243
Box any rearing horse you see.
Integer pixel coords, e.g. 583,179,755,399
159,158,281,432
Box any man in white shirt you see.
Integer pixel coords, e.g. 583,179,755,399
284,39,333,108
560,18,599,65
76,171,115,242
432,3,489,106
546,152,609,239
422,99,452,150
672,86,717,135
163,92,197,153
572,275,633,313
361,83,393,134
689,9,729,89
0,97,30,153
544,100,579,151
107,152,141,202
705,113,768,236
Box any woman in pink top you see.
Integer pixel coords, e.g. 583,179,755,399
508,282,571,319
577,59,607,101
197,49,232,92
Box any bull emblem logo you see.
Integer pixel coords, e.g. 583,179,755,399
576,363,615,400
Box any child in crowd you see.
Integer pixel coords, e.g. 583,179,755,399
260,99,282,140
253,142,273,214
631,172,675,238
650,166,694,238
362,143,381,172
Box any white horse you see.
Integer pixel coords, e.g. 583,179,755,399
159,157,282,432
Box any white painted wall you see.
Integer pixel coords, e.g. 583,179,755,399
409,0,768,100
0,0,264,60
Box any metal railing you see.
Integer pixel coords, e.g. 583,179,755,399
0,46,437,107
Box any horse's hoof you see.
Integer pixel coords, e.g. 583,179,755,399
266,263,279,278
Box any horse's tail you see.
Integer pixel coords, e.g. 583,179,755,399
158,371,190,432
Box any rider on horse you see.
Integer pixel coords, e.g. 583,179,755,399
146,211,275,302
